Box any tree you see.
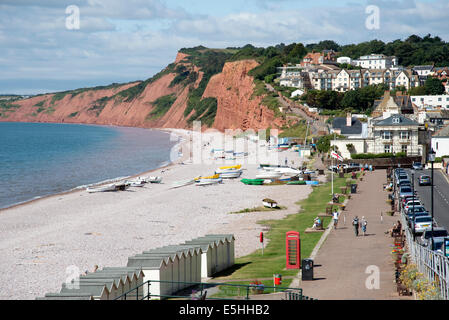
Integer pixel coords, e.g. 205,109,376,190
425,77,445,95
409,86,426,96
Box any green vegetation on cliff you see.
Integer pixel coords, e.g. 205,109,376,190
147,94,177,120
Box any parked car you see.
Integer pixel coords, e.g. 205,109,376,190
347,163,361,170
403,200,422,214
406,206,429,221
407,212,431,228
399,186,414,200
412,162,423,170
397,176,410,187
413,216,433,234
419,228,449,247
402,195,419,207
419,175,431,186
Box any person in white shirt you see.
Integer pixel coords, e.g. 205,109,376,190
333,209,340,229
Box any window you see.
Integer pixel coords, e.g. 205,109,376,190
382,131,392,139
392,117,401,124
400,131,410,139
401,145,408,154
384,145,391,153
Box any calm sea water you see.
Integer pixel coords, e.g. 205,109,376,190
0,122,179,209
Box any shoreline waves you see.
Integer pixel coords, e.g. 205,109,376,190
0,128,312,300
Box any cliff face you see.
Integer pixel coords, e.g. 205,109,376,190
203,59,284,131
1,51,284,131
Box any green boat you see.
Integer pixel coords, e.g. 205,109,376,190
241,179,265,185
287,181,307,185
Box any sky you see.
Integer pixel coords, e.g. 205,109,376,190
1,0,449,95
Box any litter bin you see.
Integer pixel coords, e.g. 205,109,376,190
351,184,358,194
302,259,314,281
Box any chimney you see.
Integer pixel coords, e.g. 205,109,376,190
346,113,352,127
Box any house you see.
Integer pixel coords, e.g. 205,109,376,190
371,91,414,118
412,65,434,77
337,56,352,64
411,95,449,110
353,54,398,70
331,113,367,139
431,125,449,158
301,50,337,67
368,114,423,156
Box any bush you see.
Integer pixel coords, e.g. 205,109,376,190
351,152,407,159
147,94,177,120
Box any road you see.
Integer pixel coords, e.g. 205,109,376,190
407,169,449,230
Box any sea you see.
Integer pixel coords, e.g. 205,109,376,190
0,122,180,209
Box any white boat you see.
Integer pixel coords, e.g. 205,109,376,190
170,179,196,189
263,166,301,176
86,184,117,193
217,170,243,179
147,176,162,184
127,180,146,187
196,178,223,186
262,198,278,208
255,170,283,179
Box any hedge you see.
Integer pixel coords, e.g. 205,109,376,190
351,152,407,159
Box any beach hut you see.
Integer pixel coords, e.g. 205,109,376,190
139,250,182,294
59,281,113,300
127,255,172,299
203,234,235,271
170,245,202,283
79,273,127,298
143,246,194,291
161,245,202,285
101,267,145,299
184,234,235,278
36,293,95,300
183,240,217,278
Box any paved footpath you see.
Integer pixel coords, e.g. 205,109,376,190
297,170,411,300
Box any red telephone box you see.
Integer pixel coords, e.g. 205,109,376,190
286,231,301,269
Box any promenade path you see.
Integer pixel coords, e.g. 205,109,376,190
296,170,411,300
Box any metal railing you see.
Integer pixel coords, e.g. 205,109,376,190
114,279,314,301
401,211,449,300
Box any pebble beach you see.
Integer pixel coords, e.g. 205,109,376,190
0,129,314,299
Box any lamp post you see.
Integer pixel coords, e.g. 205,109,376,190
428,149,436,250
411,169,415,241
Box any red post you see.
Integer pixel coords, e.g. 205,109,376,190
286,231,301,269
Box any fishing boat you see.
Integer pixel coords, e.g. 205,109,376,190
262,166,301,176
170,179,196,189
217,164,242,171
196,178,223,186
255,170,283,179
241,179,264,185
217,170,243,179
305,180,319,186
147,176,162,184
194,174,220,181
287,180,307,185
115,182,131,191
262,198,279,208
86,184,118,193
127,180,146,187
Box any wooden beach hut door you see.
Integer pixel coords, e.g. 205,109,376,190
286,231,301,269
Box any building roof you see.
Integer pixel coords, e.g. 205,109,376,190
413,65,434,71
434,125,449,137
373,114,420,126
332,117,363,135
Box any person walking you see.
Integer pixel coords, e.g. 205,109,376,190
352,216,360,236
333,209,340,229
361,216,367,236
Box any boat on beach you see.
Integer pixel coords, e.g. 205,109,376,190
217,170,243,179
196,178,223,186
194,174,220,181
262,198,279,208
255,170,283,179
241,179,265,185
170,179,196,189
86,182,130,193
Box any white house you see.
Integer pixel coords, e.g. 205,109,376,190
337,56,352,64
353,54,398,70
432,125,449,158
411,95,449,110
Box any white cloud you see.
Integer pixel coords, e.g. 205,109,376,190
1,0,449,94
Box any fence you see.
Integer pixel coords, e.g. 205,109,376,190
402,214,449,300
114,279,315,301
